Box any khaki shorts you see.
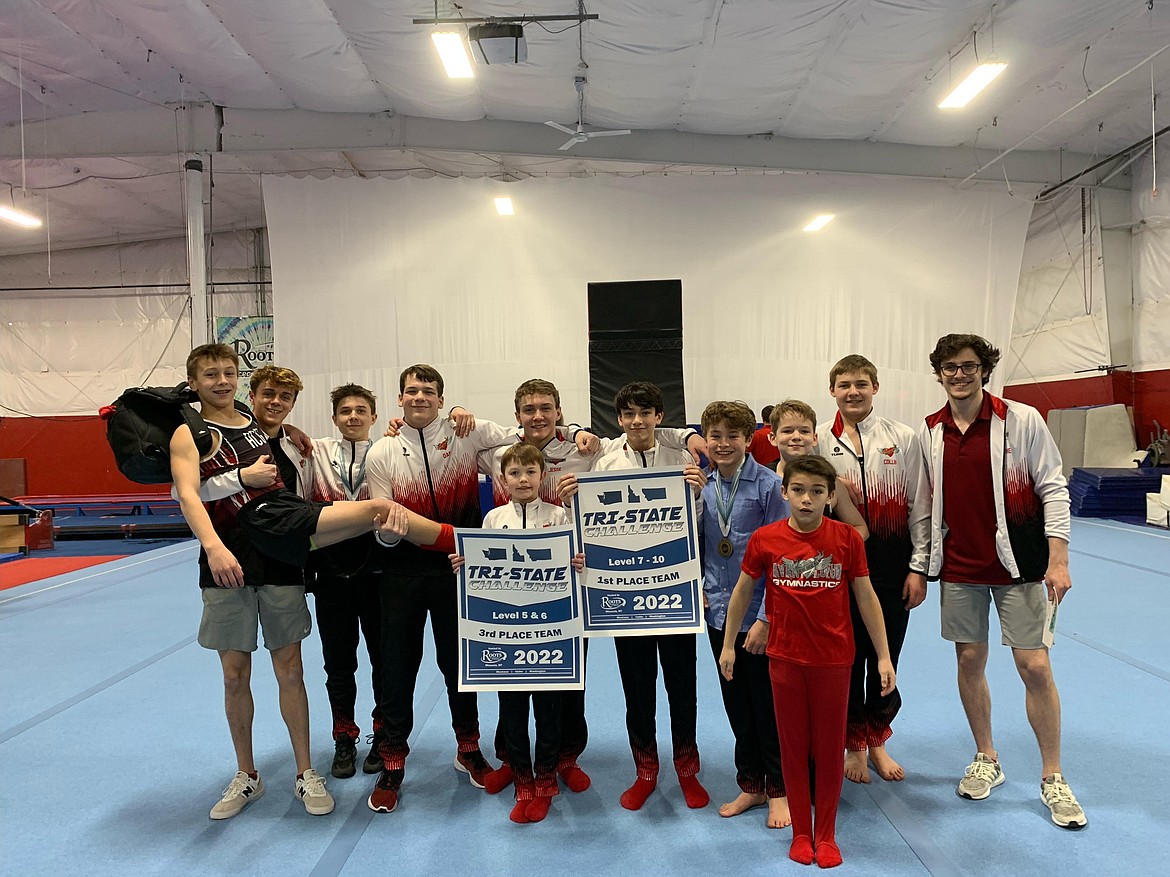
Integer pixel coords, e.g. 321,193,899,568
940,580,1048,650
198,585,312,652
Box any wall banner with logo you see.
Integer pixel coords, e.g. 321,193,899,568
455,525,584,692
572,468,704,636
215,316,274,404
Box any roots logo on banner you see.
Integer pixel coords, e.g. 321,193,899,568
573,468,704,636
215,316,274,404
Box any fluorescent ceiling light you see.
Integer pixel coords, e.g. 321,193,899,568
494,197,515,216
432,31,475,79
0,206,42,228
803,214,835,232
938,62,1007,109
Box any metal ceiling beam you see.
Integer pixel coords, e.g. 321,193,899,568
0,103,1130,189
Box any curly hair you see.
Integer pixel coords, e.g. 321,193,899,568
929,334,1001,385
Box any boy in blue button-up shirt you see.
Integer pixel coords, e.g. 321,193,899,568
699,400,790,829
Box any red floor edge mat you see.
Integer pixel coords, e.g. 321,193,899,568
0,555,127,590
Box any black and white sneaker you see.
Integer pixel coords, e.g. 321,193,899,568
210,771,264,820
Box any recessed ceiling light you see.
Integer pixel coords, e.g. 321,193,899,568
494,197,515,216
432,31,475,79
803,214,835,232
939,62,1007,109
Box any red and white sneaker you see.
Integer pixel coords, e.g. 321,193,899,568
454,750,494,789
368,768,402,813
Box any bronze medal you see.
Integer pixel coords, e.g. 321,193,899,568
718,538,734,558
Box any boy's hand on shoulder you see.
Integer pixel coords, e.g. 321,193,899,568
683,464,705,496
557,473,580,504
575,430,600,455
686,432,708,465
284,424,314,456
239,454,277,488
838,476,863,509
208,545,245,588
384,417,404,438
744,619,769,655
448,407,476,438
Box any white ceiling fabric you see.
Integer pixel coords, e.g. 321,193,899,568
0,1,1166,255
4,1,1168,152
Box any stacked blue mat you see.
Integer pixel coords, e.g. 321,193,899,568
1068,467,1170,517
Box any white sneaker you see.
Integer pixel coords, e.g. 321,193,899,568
957,753,1005,800
295,768,335,816
1041,773,1087,829
210,771,265,820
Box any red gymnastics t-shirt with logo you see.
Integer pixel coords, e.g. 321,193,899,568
740,516,868,667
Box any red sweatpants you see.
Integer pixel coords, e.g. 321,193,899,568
769,658,850,848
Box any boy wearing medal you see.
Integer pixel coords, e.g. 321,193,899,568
699,401,790,829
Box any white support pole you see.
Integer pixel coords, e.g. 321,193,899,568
185,156,209,346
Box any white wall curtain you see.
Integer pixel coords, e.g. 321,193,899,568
0,231,269,416
1007,188,1109,387
263,173,1034,439
1132,147,1170,372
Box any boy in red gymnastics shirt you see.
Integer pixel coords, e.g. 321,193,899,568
720,455,895,870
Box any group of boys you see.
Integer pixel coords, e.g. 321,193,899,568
173,332,1085,860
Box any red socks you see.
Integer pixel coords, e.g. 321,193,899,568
678,774,709,809
790,836,814,866
483,765,513,795
558,763,591,793
619,776,707,809
509,800,530,824
815,842,843,869
525,797,551,823
620,777,657,811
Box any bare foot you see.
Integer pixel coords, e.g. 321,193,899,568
868,745,905,781
844,749,870,784
718,790,766,818
767,795,792,829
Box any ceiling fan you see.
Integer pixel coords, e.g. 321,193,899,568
545,75,631,151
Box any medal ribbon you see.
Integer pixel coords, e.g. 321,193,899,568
714,458,745,540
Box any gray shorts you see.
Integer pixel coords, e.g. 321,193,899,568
940,581,1048,650
198,585,312,652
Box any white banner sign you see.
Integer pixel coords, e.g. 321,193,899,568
455,526,584,692
572,468,704,636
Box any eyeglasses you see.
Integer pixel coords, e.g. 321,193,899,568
939,362,981,376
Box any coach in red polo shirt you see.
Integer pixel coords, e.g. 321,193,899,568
919,333,1086,831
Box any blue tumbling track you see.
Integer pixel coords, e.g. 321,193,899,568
1,519,1167,876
